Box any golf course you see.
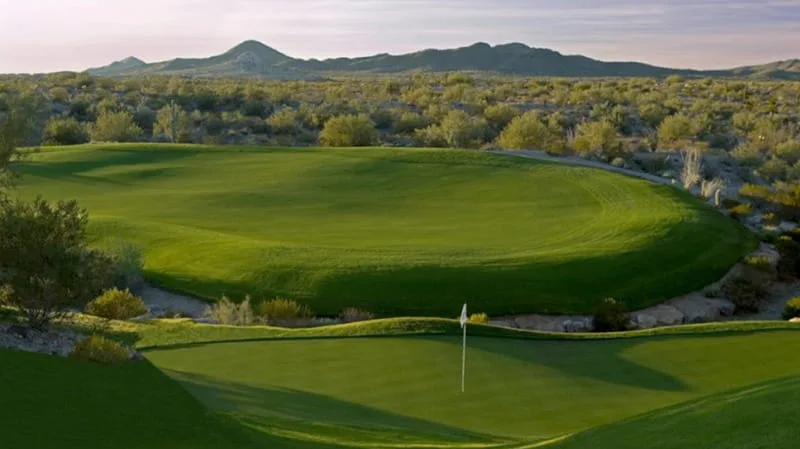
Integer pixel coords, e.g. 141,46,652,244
15,144,755,316
5,319,800,449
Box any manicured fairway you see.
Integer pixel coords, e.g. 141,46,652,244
16,144,755,316
145,328,800,448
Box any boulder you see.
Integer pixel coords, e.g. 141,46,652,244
632,304,684,327
707,298,737,317
790,317,800,323
779,222,798,232
629,312,658,330
667,295,733,323
562,317,592,333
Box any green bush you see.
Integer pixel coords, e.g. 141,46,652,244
763,212,780,225
89,110,142,142
723,277,769,313
782,297,800,320
85,288,147,320
256,298,314,327
69,335,131,365
592,298,629,332
729,204,753,218
746,255,774,273
739,184,772,205
468,313,490,325
721,198,742,210
319,114,377,147
339,307,374,323
43,116,88,145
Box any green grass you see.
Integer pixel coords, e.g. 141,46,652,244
143,326,800,448
0,349,264,449
5,318,800,448
15,144,755,316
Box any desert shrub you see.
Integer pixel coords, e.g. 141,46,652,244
729,204,753,219
739,183,772,204
109,243,144,290
758,159,791,183
43,116,88,145
658,113,695,147
763,212,780,225
393,112,429,134
89,110,142,142
339,307,374,323
592,298,629,332
782,297,800,320
731,144,765,167
69,335,131,365
86,288,147,320
746,256,774,273
468,313,490,325
721,198,742,209
319,114,377,147
256,298,313,327
776,141,800,165
496,111,563,152
204,296,254,326
723,277,769,313
573,120,618,155
266,108,300,135
153,103,192,143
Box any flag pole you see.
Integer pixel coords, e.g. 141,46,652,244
461,320,467,393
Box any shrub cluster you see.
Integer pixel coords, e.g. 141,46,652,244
85,288,147,320
256,298,314,327
783,297,800,320
468,313,490,325
723,277,770,313
592,298,629,332
339,307,374,323
204,296,254,326
69,335,131,365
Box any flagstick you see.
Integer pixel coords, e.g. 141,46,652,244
461,322,467,393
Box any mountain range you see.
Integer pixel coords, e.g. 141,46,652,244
86,40,800,80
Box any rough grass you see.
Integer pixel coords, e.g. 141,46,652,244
15,144,755,316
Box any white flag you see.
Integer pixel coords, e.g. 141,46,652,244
459,303,468,328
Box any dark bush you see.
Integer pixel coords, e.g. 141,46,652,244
777,236,800,279
43,117,88,145
723,277,769,313
592,298,629,332
783,297,800,320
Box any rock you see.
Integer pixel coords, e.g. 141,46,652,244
489,319,517,329
562,318,592,333
707,298,737,317
632,305,684,327
779,221,798,232
512,315,565,332
629,312,658,329
667,294,730,323
790,317,800,323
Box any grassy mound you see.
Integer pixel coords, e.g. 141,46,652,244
0,349,261,449
17,144,755,316
145,326,800,448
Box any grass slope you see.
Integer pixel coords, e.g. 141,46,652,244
16,144,755,316
0,349,263,449
144,326,800,448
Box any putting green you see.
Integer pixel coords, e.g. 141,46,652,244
145,329,800,448
16,144,755,316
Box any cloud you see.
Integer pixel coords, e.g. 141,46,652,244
0,0,796,72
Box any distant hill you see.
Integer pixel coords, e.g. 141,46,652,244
85,40,799,80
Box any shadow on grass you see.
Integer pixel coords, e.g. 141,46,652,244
430,335,690,393
138,212,754,318
166,369,517,448
549,376,800,449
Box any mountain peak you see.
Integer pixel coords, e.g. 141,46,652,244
223,40,291,65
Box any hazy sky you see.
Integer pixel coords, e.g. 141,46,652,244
0,0,798,73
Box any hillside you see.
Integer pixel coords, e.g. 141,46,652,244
15,144,755,317
85,40,798,80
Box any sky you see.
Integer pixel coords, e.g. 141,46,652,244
0,0,798,73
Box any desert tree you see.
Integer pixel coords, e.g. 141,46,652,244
154,101,192,143
0,198,115,330
496,111,564,152
89,110,142,142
